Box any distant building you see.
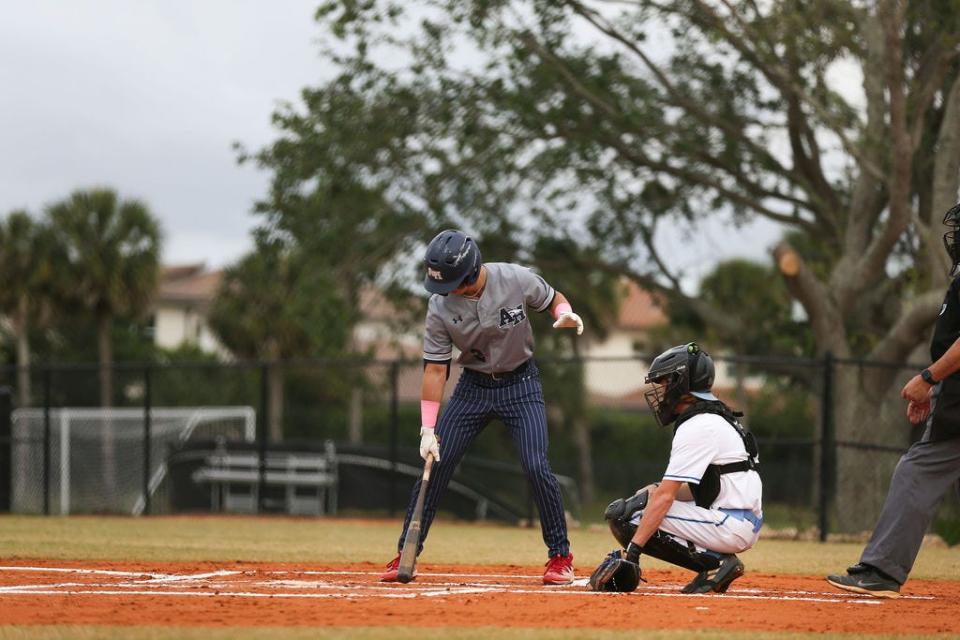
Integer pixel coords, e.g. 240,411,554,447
582,279,760,409
353,285,428,402
583,280,667,408
151,264,225,354
150,266,746,410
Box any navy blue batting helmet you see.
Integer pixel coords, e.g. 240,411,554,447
423,230,482,295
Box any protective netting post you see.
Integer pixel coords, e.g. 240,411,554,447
141,366,152,516
818,351,835,542
389,362,400,518
258,363,269,514
0,386,12,512
42,369,52,516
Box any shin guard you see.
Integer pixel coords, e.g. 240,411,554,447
641,531,720,573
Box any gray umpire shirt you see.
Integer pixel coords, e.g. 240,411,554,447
422,262,556,374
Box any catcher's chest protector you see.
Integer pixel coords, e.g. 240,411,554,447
674,401,760,508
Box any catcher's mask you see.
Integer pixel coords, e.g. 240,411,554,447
644,342,716,426
943,203,960,272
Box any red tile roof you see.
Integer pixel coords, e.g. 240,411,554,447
616,280,668,330
157,265,222,305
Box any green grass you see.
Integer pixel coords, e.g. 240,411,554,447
0,514,958,579
0,628,946,640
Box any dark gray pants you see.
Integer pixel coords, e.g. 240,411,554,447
860,425,960,584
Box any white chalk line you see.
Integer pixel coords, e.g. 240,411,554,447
0,576,895,604
146,570,241,583
0,566,924,605
297,570,545,579
0,585,882,605
0,566,169,579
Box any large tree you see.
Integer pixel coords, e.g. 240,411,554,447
46,188,163,407
245,80,624,497
208,240,352,441
0,211,57,407
300,0,960,530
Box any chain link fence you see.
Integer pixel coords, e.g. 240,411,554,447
0,352,955,541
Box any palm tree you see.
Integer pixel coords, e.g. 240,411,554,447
46,188,163,407
0,211,56,408
209,243,350,441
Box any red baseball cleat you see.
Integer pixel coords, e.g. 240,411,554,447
543,552,575,585
380,554,415,582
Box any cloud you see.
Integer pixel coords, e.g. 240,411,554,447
0,0,320,267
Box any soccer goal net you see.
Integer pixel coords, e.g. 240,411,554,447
10,407,255,515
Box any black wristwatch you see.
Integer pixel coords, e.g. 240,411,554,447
921,368,937,385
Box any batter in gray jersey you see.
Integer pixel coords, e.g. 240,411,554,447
423,262,555,374
380,229,585,586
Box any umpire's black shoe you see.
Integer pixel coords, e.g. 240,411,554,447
681,554,744,594
826,568,900,599
846,562,871,574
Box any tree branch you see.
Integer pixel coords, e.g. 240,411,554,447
868,289,943,364
843,10,888,262
906,38,960,151
844,2,913,307
682,0,886,182
560,1,806,189
932,73,960,225
773,241,847,355
519,32,821,233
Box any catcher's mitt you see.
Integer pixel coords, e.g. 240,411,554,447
588,549,641,592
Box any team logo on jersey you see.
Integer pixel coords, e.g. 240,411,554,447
427,267,443,281
452,314,463,324
499,304,527,328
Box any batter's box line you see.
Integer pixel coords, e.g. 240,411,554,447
292,571,935,601
246,577,929,602
0,567,928,603
628,582,934,601
0,566,172,580
296,570,546,579
0,585,881,605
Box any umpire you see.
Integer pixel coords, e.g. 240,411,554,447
827,202,960,598
380,229,584,585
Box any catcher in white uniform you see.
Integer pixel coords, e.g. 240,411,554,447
589,343,763,594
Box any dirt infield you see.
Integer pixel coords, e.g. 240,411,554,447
0,559,957,635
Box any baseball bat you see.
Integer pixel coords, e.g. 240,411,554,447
397,453,435,584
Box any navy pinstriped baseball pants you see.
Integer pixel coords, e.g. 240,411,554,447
397,360,571,558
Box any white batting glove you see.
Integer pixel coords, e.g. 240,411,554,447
419,427,440,462
552,311,584,335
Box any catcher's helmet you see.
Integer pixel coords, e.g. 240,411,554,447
644,342,716,426
422,229,482,295
943,203,960,272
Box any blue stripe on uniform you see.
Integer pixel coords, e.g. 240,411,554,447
664,514,719,526
397,360,570,558
663,474,701,483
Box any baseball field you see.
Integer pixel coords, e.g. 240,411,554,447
0,515,958,639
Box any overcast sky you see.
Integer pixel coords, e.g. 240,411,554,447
0,1,783,282
0,0,321,267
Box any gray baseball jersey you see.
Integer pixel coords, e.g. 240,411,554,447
422,262,556,373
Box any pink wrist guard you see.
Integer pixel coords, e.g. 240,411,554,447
421,400,440,429
552,302,573,320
